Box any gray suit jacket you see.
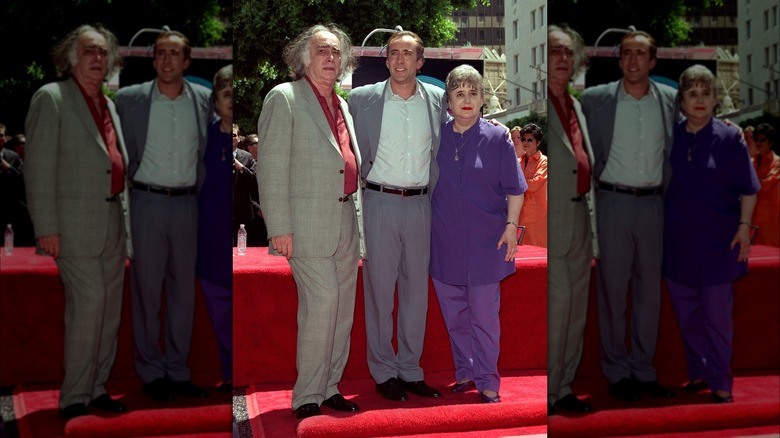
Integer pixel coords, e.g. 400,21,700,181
580,79,679,193
347,79,448,194
24,77,133,258
114,79,212,191
256,78,366,259
547,95,599,259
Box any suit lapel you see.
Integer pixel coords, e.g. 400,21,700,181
298,80,339,154
549,103,575,157
64,78,108,157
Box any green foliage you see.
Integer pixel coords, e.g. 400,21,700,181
0,0,230,133
234,0,483,134
549,0,721,47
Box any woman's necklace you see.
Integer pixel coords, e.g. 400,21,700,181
450,125,472,161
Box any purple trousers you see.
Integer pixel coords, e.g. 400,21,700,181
665,278,733,393
432,279,501,393
199,278,232,381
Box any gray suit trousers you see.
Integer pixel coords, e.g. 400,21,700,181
288,199,359,409
596,190,663,383
56,201,125,408
547,200,592,405
362,189,430,383
130,190,198,383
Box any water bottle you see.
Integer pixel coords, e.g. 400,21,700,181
4,224,13,256
237,224,247,255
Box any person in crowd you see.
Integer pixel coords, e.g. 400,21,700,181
750,123,779,247
546,23,598,415
115,30,211,402
430,64,526,404
744,126,757,157
232,125,263,246
580,30,679,402
663,64,759,403
0,124,34,247
510,126,522,159
244,134,259,159
348,30,447,402
196,64,233,392
517,123,548,248
24,24,131,420
256,23,364,420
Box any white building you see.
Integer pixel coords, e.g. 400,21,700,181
504,0,548,117
737,0,779,116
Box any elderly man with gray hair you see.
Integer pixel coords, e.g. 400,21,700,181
25,23,132,420
256,23,365,420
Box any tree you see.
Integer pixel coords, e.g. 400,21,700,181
0,0,230,134
234,0,484,134
548,0,721,48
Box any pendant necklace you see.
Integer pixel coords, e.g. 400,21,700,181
451,127,469,161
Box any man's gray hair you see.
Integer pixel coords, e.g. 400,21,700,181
52,24,122,80
282,23,356,81
548,24,588,81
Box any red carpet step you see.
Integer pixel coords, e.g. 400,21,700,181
245,370,547,437
549,374,780,437
10,375,231,438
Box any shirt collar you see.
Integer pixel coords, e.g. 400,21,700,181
618,79,659,102
153,80,192,101
384,80,425,102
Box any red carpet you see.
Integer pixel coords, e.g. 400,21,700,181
245,370,547,437
10,376,231,438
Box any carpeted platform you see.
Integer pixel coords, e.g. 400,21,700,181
7,376,231,438
244,370,547,437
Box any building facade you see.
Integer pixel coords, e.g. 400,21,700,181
738,0,779,113
504,0,547,115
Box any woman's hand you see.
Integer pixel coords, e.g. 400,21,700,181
497,225,518,262
730,224,751,262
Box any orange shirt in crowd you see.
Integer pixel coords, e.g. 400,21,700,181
519,150,548,248
752,150,780,247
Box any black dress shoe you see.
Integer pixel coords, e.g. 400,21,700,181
479,391,501,403
89,394,127,413
608,378,641,402
376,378,408,401
548,403,556,416
682,380,709,393
712,391,734,403
450,380,475,393
293,403,321,419
218,381,233,393
400,379,442,398
60,403,88,420
322,394,359,412
171,380,209,398
636,380,675,398
554,394,593,413
143,378,175,401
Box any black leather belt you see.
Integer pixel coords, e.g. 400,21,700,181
132,182,196,196
365,182,428,197
598,182,662,197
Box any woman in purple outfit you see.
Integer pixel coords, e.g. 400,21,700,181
664,64,759,403
430,64,527,404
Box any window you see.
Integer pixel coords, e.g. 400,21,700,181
539,5,545,28
748,88,754,105
765,10,770,30
766,82,772,99
515,88,520,106
541,79,547,98
532,82,539,100
478,13,485,24
765,47,770,66
747,54,752,73
773,6,778,27
531,10,536,31
513,20,518,40
540,43,545,64
478,30,485,42
746,19,751,39
532,47,537,66
773,43,778,64
514,54,519,74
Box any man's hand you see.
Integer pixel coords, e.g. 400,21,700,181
38,234,61,259
271,233,293,259
234,158,244,172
